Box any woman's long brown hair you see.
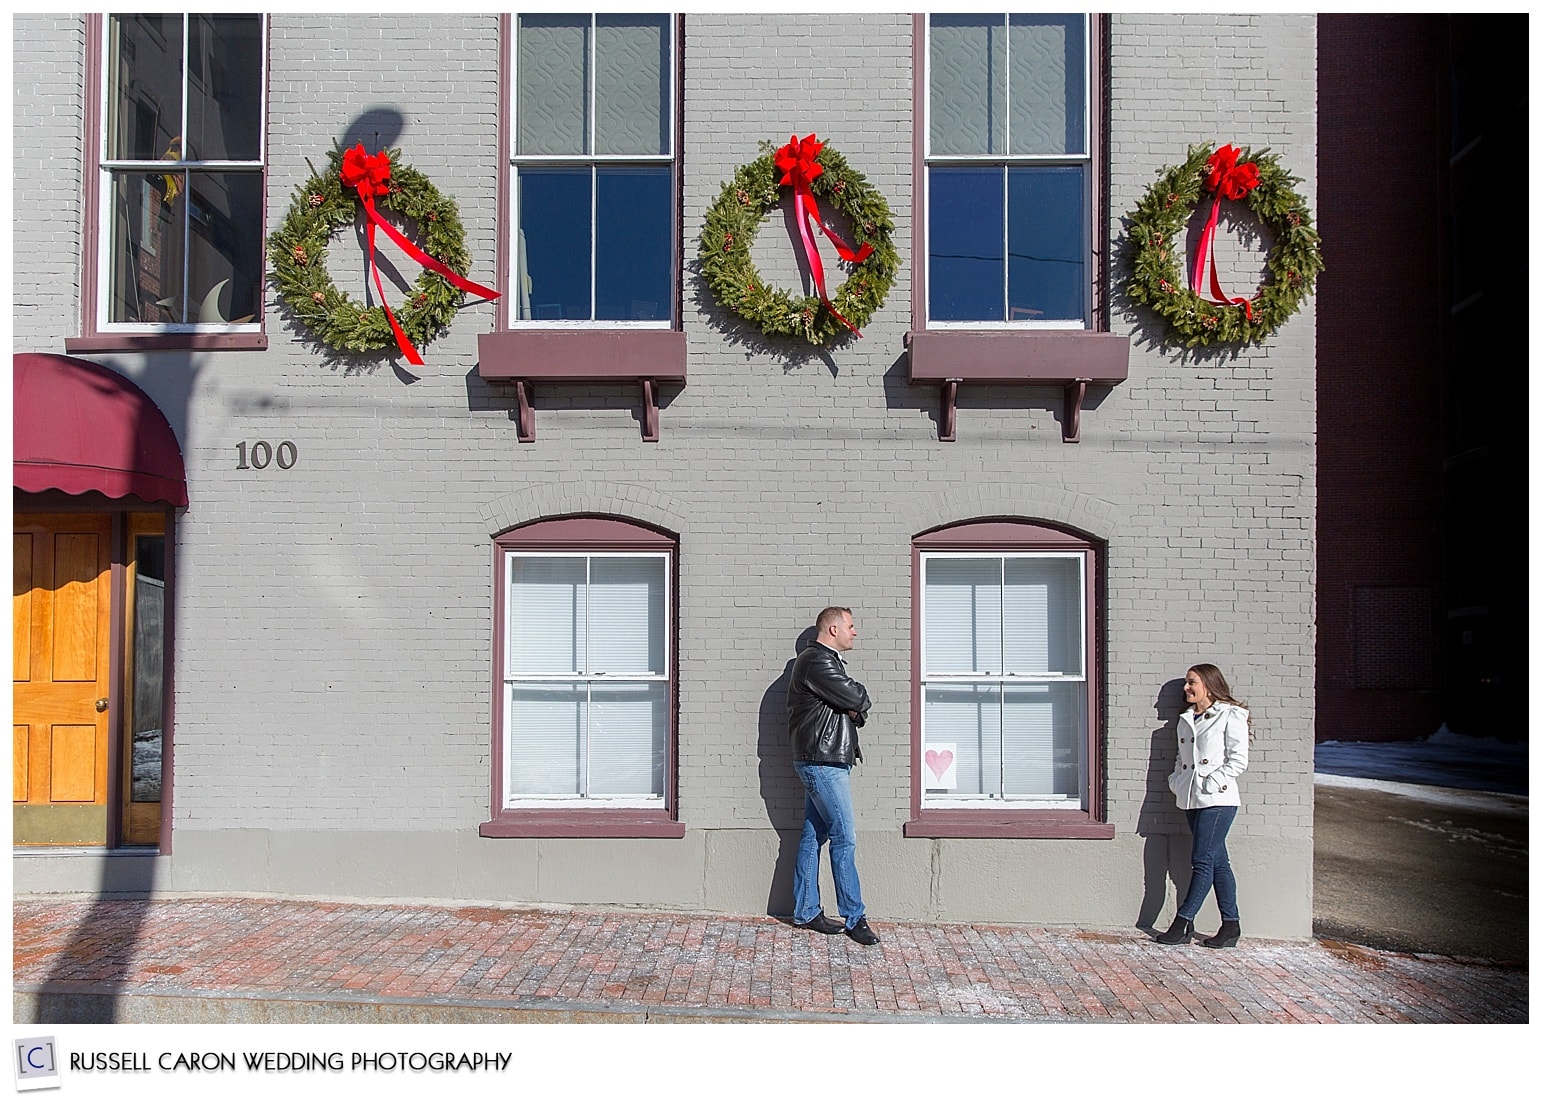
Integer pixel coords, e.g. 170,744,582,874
1188,663,1245,710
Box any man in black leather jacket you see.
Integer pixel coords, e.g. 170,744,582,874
787,606,880,945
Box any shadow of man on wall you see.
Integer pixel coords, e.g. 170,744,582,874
756,627,817,918
1134,677,1189,931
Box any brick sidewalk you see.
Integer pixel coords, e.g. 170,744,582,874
12,897,1527,1023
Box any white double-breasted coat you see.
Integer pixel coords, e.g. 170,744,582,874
1167,702,1249,810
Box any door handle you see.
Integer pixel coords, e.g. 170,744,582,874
95,698,109,712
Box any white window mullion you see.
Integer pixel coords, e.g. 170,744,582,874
1000,13,1010,157
179,15,191,324
997,686,1007,798
999,11,1010,322
591,164,599,321
579,680,591,798
581,555,593,796
587,13,598,156
1000,164,1010,323
179,16,190,156
995,560,1008,798
587,15,598,321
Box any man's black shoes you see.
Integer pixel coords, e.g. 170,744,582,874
793,912,880,944
844,917,880,946
793,912,845,935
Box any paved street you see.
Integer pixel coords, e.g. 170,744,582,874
12,893,1526,1024
1313,780,1528,964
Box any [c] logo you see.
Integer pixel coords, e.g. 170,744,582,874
13,1038,61,1091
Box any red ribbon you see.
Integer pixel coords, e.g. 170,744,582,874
1190,144,1262,321
340,144,500,364
774,134,874,337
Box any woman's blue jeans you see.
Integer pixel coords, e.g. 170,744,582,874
792,760,865,929
1177,805,1239,922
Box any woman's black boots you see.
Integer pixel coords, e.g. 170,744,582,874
1155,916,1194,944
1202,920,1242,948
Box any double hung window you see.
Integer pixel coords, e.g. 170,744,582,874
504,554,668,802
510,14,675,324
486,518,681,837
920,553,1087,804
909,522,1108,837
924,13,1091,326
92,14,266,335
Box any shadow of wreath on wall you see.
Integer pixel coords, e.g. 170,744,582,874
267,107,500,383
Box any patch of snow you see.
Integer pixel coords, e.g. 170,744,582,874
1313,772,1528,815
1314,725,1528,797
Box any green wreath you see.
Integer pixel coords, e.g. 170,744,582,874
700,139,899,347
268,144,481,356
1125,143,1323,348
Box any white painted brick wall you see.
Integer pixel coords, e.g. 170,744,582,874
13,14,86,345
12,14,1317,929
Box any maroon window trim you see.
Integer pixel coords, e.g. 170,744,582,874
908,14,1127,442
905,520,1112,840
482,515,684,839
66,15,270,354
477,15,687,443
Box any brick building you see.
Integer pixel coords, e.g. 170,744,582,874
1316,14,1527,747
14,14,1320,938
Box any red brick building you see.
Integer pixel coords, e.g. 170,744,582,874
1316,14,1527,745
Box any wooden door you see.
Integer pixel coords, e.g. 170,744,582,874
13,514,113,845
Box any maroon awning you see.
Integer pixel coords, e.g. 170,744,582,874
13,352,188,507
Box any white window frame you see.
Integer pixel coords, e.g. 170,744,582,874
507,12,676,329
501,549,672,809
919,550,1089,809
92,13,267,335
922,12,1093,330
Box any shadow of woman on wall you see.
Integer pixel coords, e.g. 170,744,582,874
755,628,817,918
1134,677,1190,931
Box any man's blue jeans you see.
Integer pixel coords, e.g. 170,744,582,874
1177,805,1240,922
792,760,865,929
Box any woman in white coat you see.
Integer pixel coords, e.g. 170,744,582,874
1157,663,1249,947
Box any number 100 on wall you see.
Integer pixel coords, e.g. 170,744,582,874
235,440,298,470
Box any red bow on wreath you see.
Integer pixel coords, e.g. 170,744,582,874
340,143,499,365
1191,144,1261,321
775,134,873,337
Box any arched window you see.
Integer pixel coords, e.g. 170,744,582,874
483,516,682,837
907,520,1111,838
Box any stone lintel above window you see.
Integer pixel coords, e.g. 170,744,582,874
477,329,687,444
906,330,1130,443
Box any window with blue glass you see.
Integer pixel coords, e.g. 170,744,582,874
926,13,1090,326
511,14,674,324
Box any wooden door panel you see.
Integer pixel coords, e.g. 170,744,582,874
14,726,27,802
14,534,33,682
52,533,103,682
51,725,100,802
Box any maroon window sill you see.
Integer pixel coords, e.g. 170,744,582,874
904,809,1115,839
65,333,269,354
906,329,1130,442
477,328,687,443
480,809,686,839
